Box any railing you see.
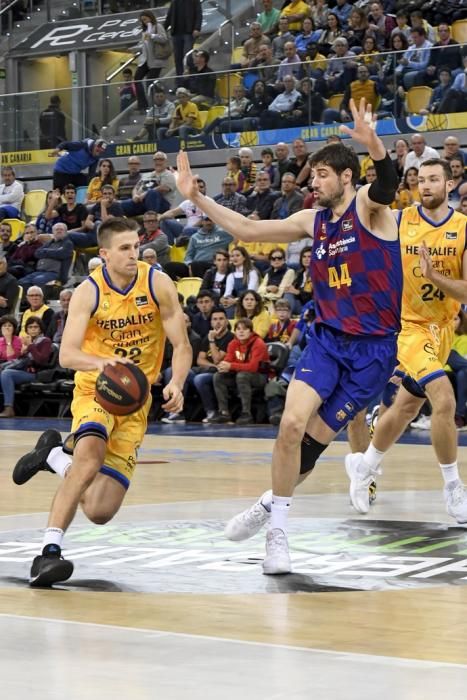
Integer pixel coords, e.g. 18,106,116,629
0,43,465,158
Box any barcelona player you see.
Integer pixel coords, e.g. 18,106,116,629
176,98,401,574
346,159,467,521
12,218,192,587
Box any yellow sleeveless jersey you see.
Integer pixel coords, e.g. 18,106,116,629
75,261,166,393
399,205,467,325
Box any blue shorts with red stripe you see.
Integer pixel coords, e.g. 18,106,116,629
294,323,398,433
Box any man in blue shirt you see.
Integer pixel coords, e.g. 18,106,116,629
52,138,108,192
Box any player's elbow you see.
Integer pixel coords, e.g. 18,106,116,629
59,346,73,368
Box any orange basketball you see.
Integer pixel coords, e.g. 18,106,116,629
95,363,149,416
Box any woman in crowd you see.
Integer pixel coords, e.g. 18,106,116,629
393,167,420,210
36,190,60,234
446,311,467,430
234,289,271,339
309,0,329,30
360,35,380,75
201,250,231,299
0,316,53,418
316,12,343,56
133,11,169,112
346,8,370,51
221,246,260,316
0,315,23,368
392,138,409,180
258,248,295,310
283,246,313,314
380,32,408,80
86,159,119,203
244,80,273,130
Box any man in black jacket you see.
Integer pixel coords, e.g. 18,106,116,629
245,172,279,220
0,257,19,318
39,96,66,149
164,0,202,83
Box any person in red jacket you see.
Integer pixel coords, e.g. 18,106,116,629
211,317,270,425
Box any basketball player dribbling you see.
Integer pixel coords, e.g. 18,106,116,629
12,218,192,587
176,98,402,574
346,159,467,521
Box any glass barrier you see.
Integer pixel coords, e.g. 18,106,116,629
0,43,465,159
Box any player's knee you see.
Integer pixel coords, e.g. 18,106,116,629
431,392,456,418
85,508,115,525
278,412,306,444
300,433,328,475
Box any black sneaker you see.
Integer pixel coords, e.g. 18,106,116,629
208,412,231,424
13,429,63,485
29,547,74,588
236,412,253,425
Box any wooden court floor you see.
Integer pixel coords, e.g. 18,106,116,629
1,425,467,698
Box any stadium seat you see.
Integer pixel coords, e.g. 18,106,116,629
406,86,433,114
231,46,245,64
2,218,25,242
206,105,226,125
216,72,242,101
75,186,88,204
169,244,188,263
452,19,467,43
176,277,203,302
326,93,344,110
23,190,47,219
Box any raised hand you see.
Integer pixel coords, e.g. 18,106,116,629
176,150,201,201
419,240,434,280
339,98,378,147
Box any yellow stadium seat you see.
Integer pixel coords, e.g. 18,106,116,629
406,86,433,114
2,218,25,242
452,19,467,43
169,244,188,263
23,190,47,219
198,110,209,128
206,105,226,125
231,46,245,64
176,277,203,302
216,72,242,101
326,93,344,110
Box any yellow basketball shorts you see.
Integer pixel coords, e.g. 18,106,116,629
70,390,152,489
397,321,453,389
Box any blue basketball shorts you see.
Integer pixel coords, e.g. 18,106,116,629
294,323,398,433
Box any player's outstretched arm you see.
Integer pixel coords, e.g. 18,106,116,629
340,98,399,213
59,280,126,372
176,150,312,243
157,273,193,413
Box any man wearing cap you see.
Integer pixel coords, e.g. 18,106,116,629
157,88,203,143
51,138,108,192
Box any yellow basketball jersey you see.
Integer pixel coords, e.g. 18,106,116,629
75,261,166,393
399,205,467,325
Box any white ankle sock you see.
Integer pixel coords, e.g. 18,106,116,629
363,443,385,473
440,462,459,485
47,446,72,479
42,527,64,550
270,494,292,532
260,490,273,512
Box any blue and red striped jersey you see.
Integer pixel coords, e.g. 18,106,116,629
310,197,402,336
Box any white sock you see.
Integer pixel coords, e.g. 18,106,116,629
440,462,459,485
362,443,385,473
270,494,292,532
42,527,64,550
47,446,72,479
260,489,273,512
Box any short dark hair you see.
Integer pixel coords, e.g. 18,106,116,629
210,306,228,318
196,289,215,301
411,26,426,37
97,217,139,247
25,315,45,333
64,184,76,192
0,314,18,333
261,147,274,157
309,143,360,186
419,158,453,180
214,249,229,259
101,184,115,193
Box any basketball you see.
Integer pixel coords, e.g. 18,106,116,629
95,362,149,416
